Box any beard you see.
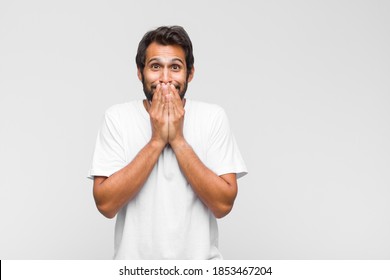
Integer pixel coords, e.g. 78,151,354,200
142,75,189,102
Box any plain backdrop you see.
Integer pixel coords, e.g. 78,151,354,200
1,0,389,259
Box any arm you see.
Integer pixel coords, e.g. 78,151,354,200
93,85,168,219
93,140,165,219
171,141,238,218
167,86,238,218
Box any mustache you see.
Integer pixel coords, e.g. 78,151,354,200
151,83,180,91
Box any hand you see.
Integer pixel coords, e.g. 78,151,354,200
167,83,186,147
145,83,169,147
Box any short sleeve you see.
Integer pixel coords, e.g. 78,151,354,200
88,108,126,179
206,108,248,179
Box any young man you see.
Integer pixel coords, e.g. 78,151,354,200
89,26,247,259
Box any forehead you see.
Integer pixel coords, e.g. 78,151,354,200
145,42,186,63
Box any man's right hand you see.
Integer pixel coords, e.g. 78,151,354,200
145,83,169,147
95,83,172,219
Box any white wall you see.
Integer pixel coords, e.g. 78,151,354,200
0,0,389,259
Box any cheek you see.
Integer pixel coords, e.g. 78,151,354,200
172,73,187,84
144,70,161,81
144,75,159,85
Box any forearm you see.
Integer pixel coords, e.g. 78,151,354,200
171,140,238,218
93,140,165,218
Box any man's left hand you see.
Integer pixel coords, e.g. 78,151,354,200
166,83,186,147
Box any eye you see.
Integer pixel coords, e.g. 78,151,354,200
171,64,181,71
150,64,160,70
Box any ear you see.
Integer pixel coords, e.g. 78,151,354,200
187,66,195,83
137,68,143,81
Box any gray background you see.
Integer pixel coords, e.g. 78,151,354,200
1,0,389,259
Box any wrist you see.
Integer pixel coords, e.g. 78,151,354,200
149,138,167,151
170,137,189,151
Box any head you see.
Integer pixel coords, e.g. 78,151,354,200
136,26,195,101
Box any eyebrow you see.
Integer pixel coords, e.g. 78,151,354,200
147,58,185,65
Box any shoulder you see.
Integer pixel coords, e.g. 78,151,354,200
186,99,225,117
185,100,230,134
105,101,138,115
103,101,143,120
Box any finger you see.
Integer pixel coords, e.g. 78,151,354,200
162,83,170,98
151,84,163,113
167,94,173,117
169,95,180,121
169,84,183,107
172,97,184,116
161,85,173,118
164,96,169,119
157,94,165,118
151,84,160,104
169,83,178,97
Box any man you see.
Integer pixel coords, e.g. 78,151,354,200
89,26,247,259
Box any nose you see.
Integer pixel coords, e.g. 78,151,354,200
159,67,171,84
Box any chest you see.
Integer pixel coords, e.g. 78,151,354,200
121,113,211,165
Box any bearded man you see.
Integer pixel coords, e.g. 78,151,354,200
89,26,247,259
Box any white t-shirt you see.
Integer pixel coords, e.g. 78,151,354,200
89,99,247,259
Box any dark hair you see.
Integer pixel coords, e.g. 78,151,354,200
135,26,194,75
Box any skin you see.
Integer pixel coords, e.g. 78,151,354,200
93,42,238,219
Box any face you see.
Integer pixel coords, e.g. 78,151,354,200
138,42,194,101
